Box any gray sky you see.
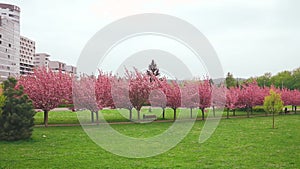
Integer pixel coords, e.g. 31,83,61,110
2,0,300,78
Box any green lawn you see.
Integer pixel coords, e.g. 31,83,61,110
34,107,298,125
34,108,204,125
1,114,299,168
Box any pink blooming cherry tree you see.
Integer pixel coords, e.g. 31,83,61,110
111,78,134,120
279,88,292,114
95,70,115,111
126,69,152,121
226,87,241,118
256,86,270,106
165,81,181,121
280,88,292,106
198,79,212,120
75,71,115,123
240,81,261,117
291,90,300,114
19,67,72,127
148,80,167,119
149,77,170,119
211,84,226,117
73,75,100,123
182,82,199,118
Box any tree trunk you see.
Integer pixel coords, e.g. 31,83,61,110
96,111,99,124
201,108,205,121
272,112,275,129
247,108,250,118
213,106,215,117
129,109,132,121
190,108,193,119
284,107,288,115
44,110,49,127
91,111,94,123
162,108,165,119
138,110,140,121
173,108,177,121
295,106,297,114
227,108,229,119
233,109,236,116
149,107,152,112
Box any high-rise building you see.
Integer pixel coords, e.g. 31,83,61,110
20,36,35,74
0,3,20,79
34,53,50,68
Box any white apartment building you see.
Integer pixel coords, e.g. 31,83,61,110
34,53,50,68
0,3,20,79
48,60,66,71
66,65,77,74
20,36,35,74
34,53,76,75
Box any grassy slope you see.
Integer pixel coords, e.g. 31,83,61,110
1,114,299,168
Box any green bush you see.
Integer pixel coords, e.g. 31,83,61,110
0,78,35,141
0,86,5,117
252,106,265,112
58,103,74,108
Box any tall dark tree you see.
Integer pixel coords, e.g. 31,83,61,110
256,73,272,88
147,59,160,82
270,71,293,89
0,84,5,116
0,78,35,141
292,68,300,90
225,72,236,88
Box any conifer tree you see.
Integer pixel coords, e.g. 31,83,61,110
0,78,35,141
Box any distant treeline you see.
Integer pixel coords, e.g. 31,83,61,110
226,67,300,90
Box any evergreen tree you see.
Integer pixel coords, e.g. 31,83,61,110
0,84,5,116
225,72,236,88
147,60,160,82
0,78,35,141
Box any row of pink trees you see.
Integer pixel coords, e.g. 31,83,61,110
18,67,300,126
224,81,300,117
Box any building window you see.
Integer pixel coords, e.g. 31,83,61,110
8,44,11,47
8,55,10,59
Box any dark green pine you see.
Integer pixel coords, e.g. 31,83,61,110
0,77,35,141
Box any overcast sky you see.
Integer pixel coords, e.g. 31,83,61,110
2,0,300,78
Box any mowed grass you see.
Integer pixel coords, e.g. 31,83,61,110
34,108,201,125
1,114,299,168
34,107,293,125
